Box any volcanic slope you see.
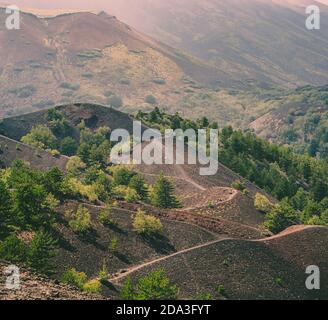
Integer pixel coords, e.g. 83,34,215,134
0,8,224,118
0,261,105,300
0,104,267,232
1,105,327,300
110,225,328,300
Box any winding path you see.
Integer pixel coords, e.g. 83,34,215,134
109,237,227,283
109,225,319,284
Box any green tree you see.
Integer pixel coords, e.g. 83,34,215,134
134,269,178,300
0,181,13,236
13,183,55,229
98,208,115,227
120,277,135,300
264,200,299,234
151,173,180,208
112,166,135,186
129,174,149,201
27,231,57,274
0,234,26,262
60,137,78,156
21,125,57,150
43,167,65,200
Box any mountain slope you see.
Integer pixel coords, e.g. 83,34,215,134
0,9,224,118
0,260,105,300
104,0,328,88
0,103,267,237
112,225,328,300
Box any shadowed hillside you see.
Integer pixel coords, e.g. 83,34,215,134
111,226,328,300
1,104,327,300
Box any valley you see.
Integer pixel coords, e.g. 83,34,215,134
0,103,327,300
0,1,327,301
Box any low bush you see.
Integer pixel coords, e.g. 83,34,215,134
67,205,92,234
132,209,163,236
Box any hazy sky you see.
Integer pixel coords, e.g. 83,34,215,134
2,0,328,13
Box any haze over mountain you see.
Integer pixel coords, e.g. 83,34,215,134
7,0,328,88
0,8,227,118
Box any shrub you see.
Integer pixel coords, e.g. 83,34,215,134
132,209,163,236
62,268,101,294
82,72,94,79
67,205,92,234
254,193,275,213
46,109,63,122
67,178,98,202
124,187,140,203
83,279,102,294
231,179,246,192
217,285,227,297
108,95,123,108
62,268,87,289
59,82,80,91
134,269,178,300
113,185,140,203
120,78,130,85
66,156,86,176
196,293,213,300
153,78,166,85
21,125,57,150
145,95,157,105
98,260,109,282
98,208,115,226
9,85,37,98
77,50,102,59
0,235,26,263
104,90,114,97
207,201,216,209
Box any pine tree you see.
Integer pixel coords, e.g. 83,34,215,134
27,231,57,274
129,174,149,201
0,181,13,236
151,173,180,209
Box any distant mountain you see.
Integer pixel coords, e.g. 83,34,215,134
104,0,328,88
0,9,226,118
